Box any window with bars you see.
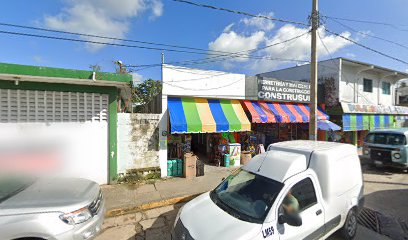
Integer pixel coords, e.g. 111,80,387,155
0,89,108,123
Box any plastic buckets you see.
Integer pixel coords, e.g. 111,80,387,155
224,154,230,167
167,159,183,177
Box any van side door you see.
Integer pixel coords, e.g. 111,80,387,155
276,176,325,240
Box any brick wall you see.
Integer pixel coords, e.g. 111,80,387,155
117,113,160,174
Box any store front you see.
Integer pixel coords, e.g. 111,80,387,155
330,103,408,146
241,100,330,146
160,65,338,177
166,97,251,176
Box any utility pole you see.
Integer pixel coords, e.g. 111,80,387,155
161,52,165,81
309,0,319,140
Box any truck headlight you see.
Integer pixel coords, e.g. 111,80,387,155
393,153,401,159
60,207,92,225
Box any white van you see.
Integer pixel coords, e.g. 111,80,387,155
172,140,364,240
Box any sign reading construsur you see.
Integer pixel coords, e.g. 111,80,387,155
258,78,310,102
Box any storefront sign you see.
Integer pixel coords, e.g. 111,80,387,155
257,78,310,102
341,102,408,115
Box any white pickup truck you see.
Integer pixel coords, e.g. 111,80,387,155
172,140,364,240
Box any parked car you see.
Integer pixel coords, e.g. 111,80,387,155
362,128,408,170
172,140,364,240
0,177,105,240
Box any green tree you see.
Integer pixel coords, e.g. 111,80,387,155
132,79,162,112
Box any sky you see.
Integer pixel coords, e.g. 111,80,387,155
1,0,408,82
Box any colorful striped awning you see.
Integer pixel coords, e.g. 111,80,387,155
168,97,251,133
241,100,329,123
342,114,395,131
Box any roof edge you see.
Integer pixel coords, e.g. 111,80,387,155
0,62,132,83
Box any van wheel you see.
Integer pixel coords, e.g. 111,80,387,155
340,209,358,240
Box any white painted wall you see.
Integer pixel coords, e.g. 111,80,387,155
0,122,108,184
340,63,396,105
162,65,246,99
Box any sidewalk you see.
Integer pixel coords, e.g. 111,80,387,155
101,165,234,217
103,148,365,217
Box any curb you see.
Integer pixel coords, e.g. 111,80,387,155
105,192,203,218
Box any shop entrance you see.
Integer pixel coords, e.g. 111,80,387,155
167,131,255,176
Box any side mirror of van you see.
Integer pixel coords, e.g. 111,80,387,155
278,213,302,227
221,177,225,181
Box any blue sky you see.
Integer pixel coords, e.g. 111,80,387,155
1,0,407,81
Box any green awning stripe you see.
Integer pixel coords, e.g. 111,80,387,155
181,98,202,132
220,99,241,131
379,115,384,129
363,115,370,130
390,115,395,128
369,115,375,130
350,114,357,131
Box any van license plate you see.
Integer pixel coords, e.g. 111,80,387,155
374,160,383,165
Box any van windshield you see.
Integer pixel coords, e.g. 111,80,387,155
365,133,406,145
210,169,283,224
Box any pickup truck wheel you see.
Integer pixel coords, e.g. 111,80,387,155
340,209,357,240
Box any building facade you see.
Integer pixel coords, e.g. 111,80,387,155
0,63,132,184
258,58,408,146
159,65,329,177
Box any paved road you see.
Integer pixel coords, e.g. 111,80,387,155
96,162,407,240
95,202,391,240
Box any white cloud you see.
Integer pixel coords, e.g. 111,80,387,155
249,26,351,72
150,0,164,18
132,72,144,86
208,31,265,68
241,12,275,31
223,23,235,33
208,16,353,73
44,0,163,51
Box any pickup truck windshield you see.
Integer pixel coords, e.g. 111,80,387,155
210,169,283,224
0,178,32,203
365,133,406,145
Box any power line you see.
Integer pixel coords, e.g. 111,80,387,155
0,22,306,62
324,16,408,28
126,31,311,69
324,28,408,66
0,29,306,63
0,22,220,55
172,0,309,27
326,17,408,51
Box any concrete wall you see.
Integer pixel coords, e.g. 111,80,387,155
340,63,396,105
117,113,160,174
257,59,341,103
258,58,403,107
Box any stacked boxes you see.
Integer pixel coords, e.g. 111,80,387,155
167,159,183,177
183,153,197,179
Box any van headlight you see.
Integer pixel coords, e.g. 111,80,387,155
60,207,92,225
363,148,370,155
393,152,401,159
